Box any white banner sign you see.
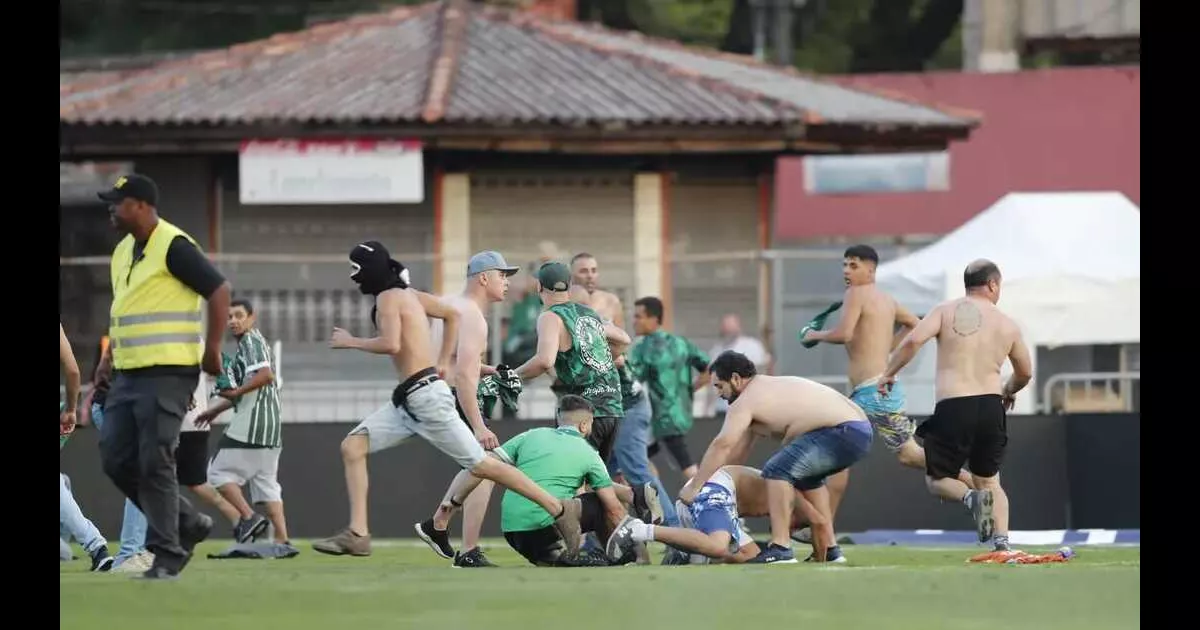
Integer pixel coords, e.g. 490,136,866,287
238,139,424,205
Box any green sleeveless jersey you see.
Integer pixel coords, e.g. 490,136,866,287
548,302,623,418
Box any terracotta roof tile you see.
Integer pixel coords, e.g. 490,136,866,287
60,0,974,130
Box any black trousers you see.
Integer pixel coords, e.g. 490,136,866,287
100,371,204,570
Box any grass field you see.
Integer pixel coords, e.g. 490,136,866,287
61,540,1140,630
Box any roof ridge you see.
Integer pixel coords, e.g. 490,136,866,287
498,9,978,124
60,2,443,117
474,4,809,123
421,0,470,123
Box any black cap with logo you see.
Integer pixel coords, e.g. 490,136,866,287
97,174,159,206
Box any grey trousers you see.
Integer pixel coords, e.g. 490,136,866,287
100,371,203,570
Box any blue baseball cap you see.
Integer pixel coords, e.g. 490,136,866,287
467,251,520,277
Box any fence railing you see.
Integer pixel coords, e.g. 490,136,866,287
1041,371,1141,414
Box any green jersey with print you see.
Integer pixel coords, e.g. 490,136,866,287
547,302,623,418
628,330,710,438
617,361,642,408
225,328,282,448
496,426,613,532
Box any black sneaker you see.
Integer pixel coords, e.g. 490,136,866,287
804,545,848,563
178,513,214,572
233,514,269,544
660,545,691,565
453,546,497,568
630,482,665,525
746,543,798,564
89,548,114,573
135,565,179,581
414,519,455,559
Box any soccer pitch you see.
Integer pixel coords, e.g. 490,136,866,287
61,540,1140,630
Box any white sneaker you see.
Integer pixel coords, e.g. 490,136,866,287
113,551,155,573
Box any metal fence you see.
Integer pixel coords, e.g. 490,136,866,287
61,243,1137,421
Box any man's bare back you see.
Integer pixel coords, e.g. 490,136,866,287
929,297,1023,401
731,375,865,443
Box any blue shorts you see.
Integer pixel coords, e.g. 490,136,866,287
690,483,747,552
761,420,874,491
850,380,915,452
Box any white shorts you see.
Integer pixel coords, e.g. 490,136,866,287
208,446,283,503
349,379,486,469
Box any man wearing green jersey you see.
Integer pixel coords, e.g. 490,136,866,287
195,298,291,545
438,395,644,566
629,297,711,481
515,261,630,463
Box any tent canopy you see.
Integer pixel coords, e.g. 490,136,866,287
876,191,1140,347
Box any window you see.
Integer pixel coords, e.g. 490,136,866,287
802,152,950,195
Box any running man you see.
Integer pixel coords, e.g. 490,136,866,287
569,253,677,526
414,251,523,568
515,261,631,463
879,260,1032,552
312,242,582,557
798,244,974,543
194,298,290,545
679,351,873,563
629,296,709,480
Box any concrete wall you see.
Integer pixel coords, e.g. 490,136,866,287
60,413,1139,541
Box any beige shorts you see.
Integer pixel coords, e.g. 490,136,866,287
349,379,486,469
208,446,283,503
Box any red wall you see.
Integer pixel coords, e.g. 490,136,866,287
774,66,1140,240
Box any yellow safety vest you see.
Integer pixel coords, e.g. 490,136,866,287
108,219,204,370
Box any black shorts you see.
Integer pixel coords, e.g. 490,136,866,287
648,434,694,471
176,431,210,487
916,394,1007,480
504,493,606,566
587,417,621,464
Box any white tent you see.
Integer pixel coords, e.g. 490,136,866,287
875,191,1140,414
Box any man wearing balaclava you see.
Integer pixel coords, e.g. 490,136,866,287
311,241,585,559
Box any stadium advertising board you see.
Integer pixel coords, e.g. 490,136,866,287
238,139,424,205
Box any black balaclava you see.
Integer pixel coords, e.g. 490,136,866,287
349,241,410,296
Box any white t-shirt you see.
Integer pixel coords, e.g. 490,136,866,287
180,372,211,433
708,336,771,414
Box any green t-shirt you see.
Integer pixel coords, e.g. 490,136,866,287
628,330,710,438
496,426,613,533
224,328,282,448
547,302,623,418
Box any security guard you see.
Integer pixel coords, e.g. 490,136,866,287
98,173,232,579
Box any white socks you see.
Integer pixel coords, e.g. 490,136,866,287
629,520,655,543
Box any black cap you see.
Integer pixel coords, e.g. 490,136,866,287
98,174,159,206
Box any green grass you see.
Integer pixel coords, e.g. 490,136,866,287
61,540,1140,630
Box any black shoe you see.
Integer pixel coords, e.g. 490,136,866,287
135,564,179,581
179,513,214,572
414,519,455,559
453,547,497,568
804,545,848,563
233,514,269,544
89,548,114,573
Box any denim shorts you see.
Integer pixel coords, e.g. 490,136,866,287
761,420,874,491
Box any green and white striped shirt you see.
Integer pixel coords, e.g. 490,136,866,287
225,328,282,448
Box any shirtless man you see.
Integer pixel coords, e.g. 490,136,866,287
879,260,1032,552
799,245,973,543
616,465,817,565
675,351,873,563
311,241,582,557
413,251,522,568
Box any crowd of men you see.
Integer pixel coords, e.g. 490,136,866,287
60,172,1033,576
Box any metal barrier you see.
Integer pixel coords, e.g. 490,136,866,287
1042,371,1141,414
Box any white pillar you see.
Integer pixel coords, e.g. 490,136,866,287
439,173,471,296
633,173,665,310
